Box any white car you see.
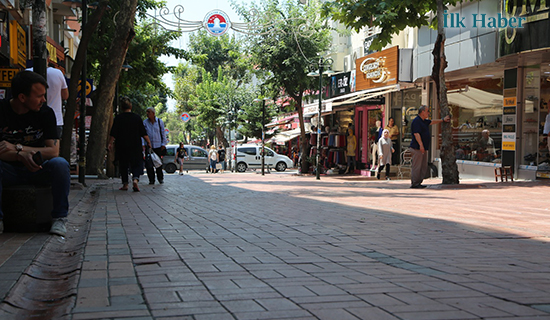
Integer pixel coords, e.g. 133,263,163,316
236,144,293,172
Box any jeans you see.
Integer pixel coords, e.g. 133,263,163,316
0,157,70,219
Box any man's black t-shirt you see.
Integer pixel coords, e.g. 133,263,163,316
0,99,57,147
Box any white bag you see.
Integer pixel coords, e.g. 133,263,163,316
150,151,163,168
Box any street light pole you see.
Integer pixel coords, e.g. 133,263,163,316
316,59,323,180
78,0,87,185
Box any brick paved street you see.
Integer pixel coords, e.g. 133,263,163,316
1,172,550,319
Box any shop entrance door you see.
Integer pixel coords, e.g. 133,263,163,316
355,106,384,169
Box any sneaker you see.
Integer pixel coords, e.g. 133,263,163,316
0,220,3,234
159,180,164,184
376,172,380,179
50,218,67,237
410,185,427,189
386,176,391,180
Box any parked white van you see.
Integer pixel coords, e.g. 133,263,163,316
236,144,293,172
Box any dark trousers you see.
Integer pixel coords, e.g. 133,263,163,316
119,157,143,184
378,163,391,176
147,147,164,183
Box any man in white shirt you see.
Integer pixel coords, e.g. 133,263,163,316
27,51,69,138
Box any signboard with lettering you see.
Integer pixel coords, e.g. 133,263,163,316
9,21,26,68
499,0,550,56
502,115,516,124
355,46,398,91
503,97,516,107
503,106,516,114
0,68,19,87
329,72,351,98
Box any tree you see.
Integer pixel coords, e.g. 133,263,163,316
84,5,187,176
323,0,462,184
233,0,331,173
85,0,140,176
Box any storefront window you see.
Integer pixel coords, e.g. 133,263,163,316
392,89,422,153
448,79,503,163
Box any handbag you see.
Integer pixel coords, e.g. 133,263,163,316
216,163,222,170
157,119,167,156
146,148,163,168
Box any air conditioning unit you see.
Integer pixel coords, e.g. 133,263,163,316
343,55,351,72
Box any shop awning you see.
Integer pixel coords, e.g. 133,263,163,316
447,87,503,116
266,114,296,128
331,84,400,106
270,127,311,144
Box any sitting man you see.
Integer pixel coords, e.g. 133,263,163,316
0,71,70,236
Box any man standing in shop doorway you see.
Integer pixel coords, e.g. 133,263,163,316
409,105,450,188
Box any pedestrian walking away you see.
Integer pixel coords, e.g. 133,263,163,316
176,142,188,175
0,71,70,236
377,128,394,180
218,145,226,173
208,145,218,173
143,107,167,184
26,51,69,139
409,104,450,188
108,97,152,192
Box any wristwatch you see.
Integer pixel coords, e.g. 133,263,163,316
15,144,23,154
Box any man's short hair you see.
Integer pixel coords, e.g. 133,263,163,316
418,105,429,114
146,107,155,114
120,96,132,111
11,71,48,98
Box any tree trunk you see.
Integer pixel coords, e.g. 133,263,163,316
85,0,138,176
32,0,47,79
215,126,228,147
293,93,309,174
60,3,108,161
432,0,459,184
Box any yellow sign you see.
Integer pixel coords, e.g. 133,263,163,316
503,97,516,107
77,79,93,98
0,68,19,87
9,21,26,68
502,141,516,151
46,43,57,63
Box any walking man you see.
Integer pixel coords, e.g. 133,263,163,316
0,71,71,235
143,107,167,184
409,105,450,188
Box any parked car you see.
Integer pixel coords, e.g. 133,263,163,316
162,145,209,173
235,144,293,172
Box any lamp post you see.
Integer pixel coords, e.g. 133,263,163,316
308,57,333,180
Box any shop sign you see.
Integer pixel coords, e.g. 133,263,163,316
502,141,516,151
499,0,550,56
503,124,516,132
0,18,9,59
502,114,516,124
355,46,398,91
503,97,516,107
330,72,351,98
9,21,26,68
503,106,516,114
0,68,18,87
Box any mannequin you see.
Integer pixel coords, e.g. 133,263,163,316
371,120,383,169
345,127,356,174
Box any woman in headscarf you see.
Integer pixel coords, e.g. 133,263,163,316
377,129,394,180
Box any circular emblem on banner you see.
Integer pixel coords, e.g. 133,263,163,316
180,112,190,122
203,10,231,36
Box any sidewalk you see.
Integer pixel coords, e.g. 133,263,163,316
1,173,549,319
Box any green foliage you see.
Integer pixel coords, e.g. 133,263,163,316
188,30,251,85
322,0,463,51
86,0,187,115
232,0,331,101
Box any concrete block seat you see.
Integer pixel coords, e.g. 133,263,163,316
2,185,53,232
